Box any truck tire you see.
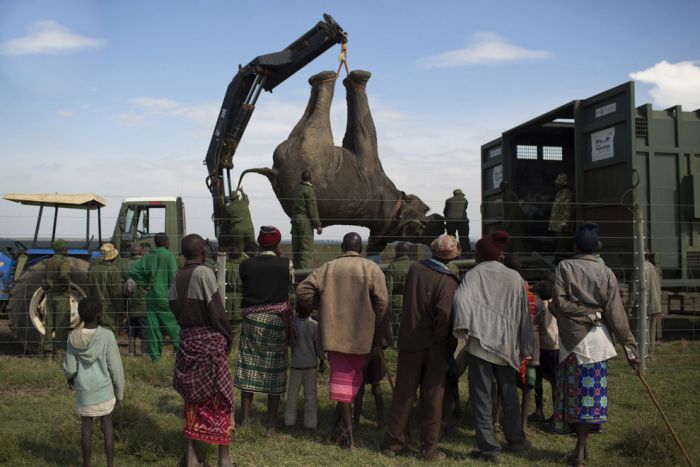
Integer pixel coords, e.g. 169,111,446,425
7,257,89,353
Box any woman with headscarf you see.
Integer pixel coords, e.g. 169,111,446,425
551,222,639,466
234,226,295,429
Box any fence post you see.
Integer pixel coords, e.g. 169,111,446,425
217,252,227,307
634,202,647,375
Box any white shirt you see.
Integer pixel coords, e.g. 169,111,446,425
465,336,510,366
559,322,617,364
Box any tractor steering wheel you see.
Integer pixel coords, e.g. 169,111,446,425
14,240,28,254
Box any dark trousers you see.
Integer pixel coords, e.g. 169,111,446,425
445,220,471,253
382,344,447,459
535,348,559,413
127,316,147,340
468,354,524,454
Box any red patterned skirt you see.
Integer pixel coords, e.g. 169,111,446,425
183,393,233,445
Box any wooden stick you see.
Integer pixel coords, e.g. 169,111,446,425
377,347,396,394
636,369,694,467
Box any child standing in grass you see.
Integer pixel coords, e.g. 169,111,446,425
63,296,124,467
285,303,324,429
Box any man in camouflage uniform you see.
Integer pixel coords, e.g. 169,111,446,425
548,173,574,256
291,169,322,269
88,243,123,333
224,188,255,253
443,189,471,254
384,242,413,344
43,239,72,355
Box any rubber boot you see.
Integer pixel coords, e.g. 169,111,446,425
128,338,136,357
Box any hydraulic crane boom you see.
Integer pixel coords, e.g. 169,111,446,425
205,14,347,250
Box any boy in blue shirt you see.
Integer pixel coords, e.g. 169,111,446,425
64,296,124,467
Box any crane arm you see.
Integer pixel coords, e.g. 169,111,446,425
205,14,346,249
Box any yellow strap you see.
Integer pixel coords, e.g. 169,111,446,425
335,42,349,77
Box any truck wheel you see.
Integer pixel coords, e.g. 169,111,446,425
7,257,89,353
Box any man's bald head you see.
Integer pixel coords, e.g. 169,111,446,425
182,234,205,261
341,232,363,254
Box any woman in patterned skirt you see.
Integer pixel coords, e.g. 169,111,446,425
551,223,639,466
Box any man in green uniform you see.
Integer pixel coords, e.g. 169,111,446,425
443,189,471,254
43,239,72,356
88,243,124,333
384,242,413,344
224,187,255,253
500,181,523,252
128,232,181,361
291,169,322,269
548,173,574,256
123,244,148,356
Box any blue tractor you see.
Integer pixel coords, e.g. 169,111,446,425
0,193,105,351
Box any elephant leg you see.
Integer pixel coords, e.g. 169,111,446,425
286,70,338,146
342,70,379,168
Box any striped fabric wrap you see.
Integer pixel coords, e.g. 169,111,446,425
328,351,367,403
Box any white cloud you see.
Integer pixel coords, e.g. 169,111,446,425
129,97,180,111
125,97,219,127
630,60,700,110
0,20,105,56
420,32,551,68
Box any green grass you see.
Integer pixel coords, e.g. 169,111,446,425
1,341,699,466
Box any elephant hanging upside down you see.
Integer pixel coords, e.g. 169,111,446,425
244,69,443,255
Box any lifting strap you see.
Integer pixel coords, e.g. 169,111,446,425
335,42,349,78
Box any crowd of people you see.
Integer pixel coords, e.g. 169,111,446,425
51,215,647,467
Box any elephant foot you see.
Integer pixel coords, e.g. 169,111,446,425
344,70,372,88
309,70,338,86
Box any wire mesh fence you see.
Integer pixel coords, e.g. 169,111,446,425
0,196,698,380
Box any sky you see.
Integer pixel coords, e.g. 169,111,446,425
1,0,699,244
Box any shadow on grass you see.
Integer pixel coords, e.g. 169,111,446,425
113,402,184,464
156,393,182,416
18,435,82,466
610,423,682,466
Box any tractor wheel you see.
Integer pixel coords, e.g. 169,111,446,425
7,257,89,353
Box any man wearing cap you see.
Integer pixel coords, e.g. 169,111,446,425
443,189,471,254
235,226,294,429
88,243,124,333
453,231,534,462
291,169,323,269
296,232,389,448
551,222,638,465
128,232,181,361
43,239,72,356
548,173,574,256
382,235,461,461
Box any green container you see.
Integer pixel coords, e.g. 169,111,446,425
481,81,700,288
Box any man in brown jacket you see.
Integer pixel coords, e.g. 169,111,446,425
296,232,389,448
382,234,461,461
